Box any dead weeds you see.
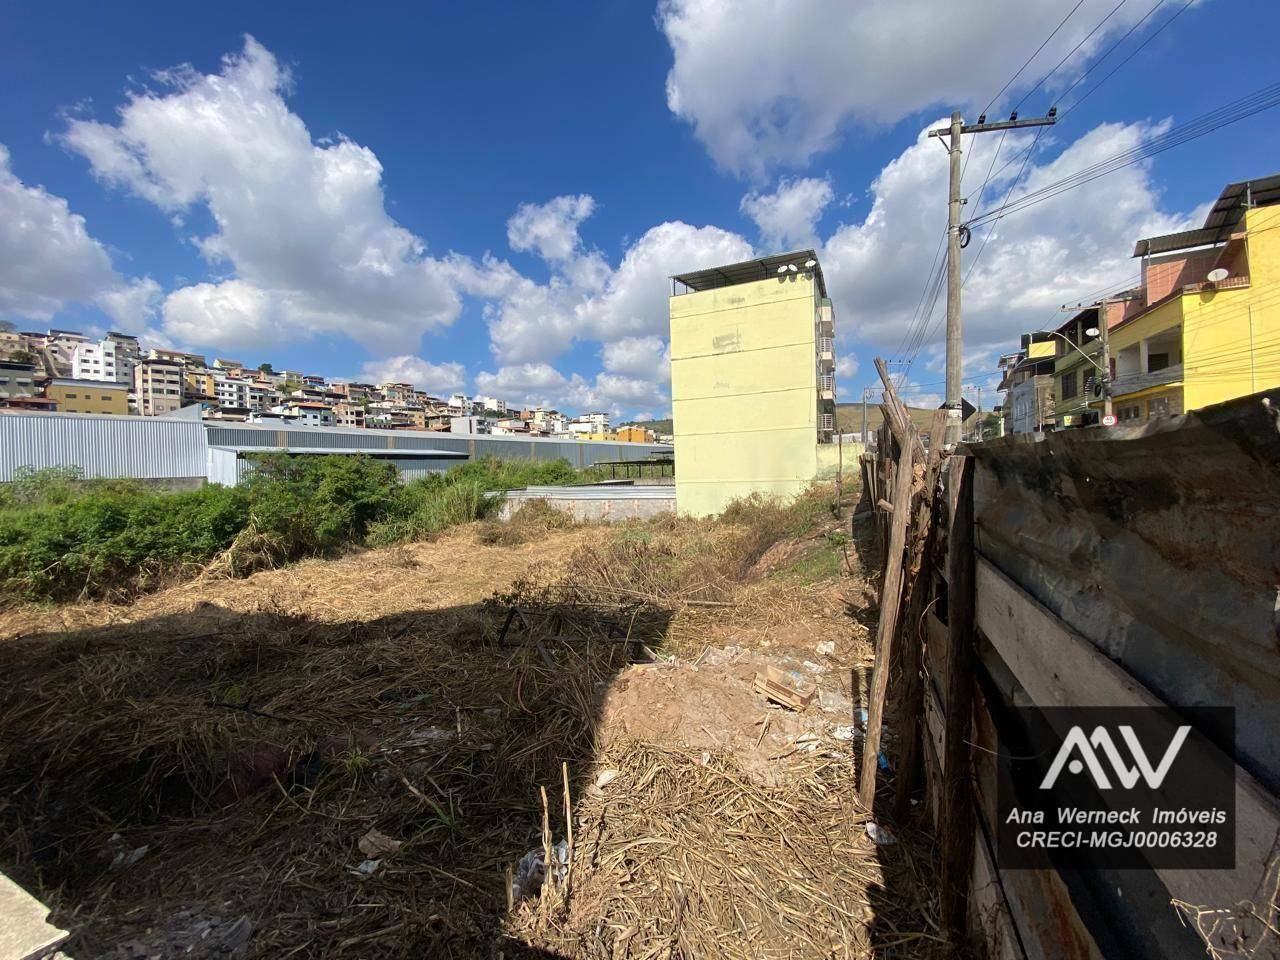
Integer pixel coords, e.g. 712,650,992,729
0,485,944,959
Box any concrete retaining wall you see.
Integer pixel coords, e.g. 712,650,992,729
498,486,675,522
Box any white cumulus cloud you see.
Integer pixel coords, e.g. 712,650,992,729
61,36,463,355
659,0,1163,178
818,118,1195,362
0,143,157,331
741,176,833,251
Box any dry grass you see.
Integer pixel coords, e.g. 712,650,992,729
0,485,943,959
511,741,945,959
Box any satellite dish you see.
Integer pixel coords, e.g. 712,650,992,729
777,265,788,274
1206,268,1229,283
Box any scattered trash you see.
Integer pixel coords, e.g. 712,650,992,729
594,769,621,790
106,834,149,872
396,726,454,749
818,689,853,714
357,828,402,858
794,733,821,751
753,665,816,710
349,858,383,879
511,840,568,899
853,707,869,728
866,822,897,845
801,660,825,674
878,751,891,773
832,724,859,742
815,640,836,657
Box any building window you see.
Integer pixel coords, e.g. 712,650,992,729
1148,396,1171,418
1148,352,1170,372
1060,371,1078,400
66,393,77,399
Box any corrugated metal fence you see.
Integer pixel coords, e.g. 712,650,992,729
0,412,207,481
1,414,672,483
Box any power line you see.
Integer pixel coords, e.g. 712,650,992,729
1058,0,1196,120
1012,0,1128,113
979,0,1087,120
967,83,1280,227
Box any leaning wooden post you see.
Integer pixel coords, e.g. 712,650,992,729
859,432,915,810
892,408,949,821
938,454,977,941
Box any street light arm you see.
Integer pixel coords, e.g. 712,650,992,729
1041,330,1107,374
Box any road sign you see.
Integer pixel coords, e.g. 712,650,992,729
1101,414,1117,427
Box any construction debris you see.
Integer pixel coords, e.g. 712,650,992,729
753,664,817,710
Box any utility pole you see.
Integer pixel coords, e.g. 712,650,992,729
1097,298,1114,422
929,109,1057,445
861,387,871,444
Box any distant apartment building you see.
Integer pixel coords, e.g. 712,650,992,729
472,394,507,415
133,359,185,416
0,329,24,358
270,401,335,426
668,250,836,515
615,424,657,443
380,382,415,403
451,415,491,434
568,412,609,435
0,360,38,401
212,358,245,373
45,329,89,374
45,378,129,415
996,334,1056,435
334,401,366,428
149,347,208,367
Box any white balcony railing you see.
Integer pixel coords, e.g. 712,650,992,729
819,337,834,354
818,373,835,393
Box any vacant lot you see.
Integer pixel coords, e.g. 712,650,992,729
0,492,944,959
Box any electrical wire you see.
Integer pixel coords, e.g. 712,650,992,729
1012,0,1128,113
967,83,1280,227
1058,0,1196,119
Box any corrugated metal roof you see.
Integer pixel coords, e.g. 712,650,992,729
1133,173,1280,256
211,445,468,458
671,249,826,297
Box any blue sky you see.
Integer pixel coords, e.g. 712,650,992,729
2,0,1277,418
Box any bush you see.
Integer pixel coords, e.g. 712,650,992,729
242,454,400,557
0,454,597,603
0,483,249,601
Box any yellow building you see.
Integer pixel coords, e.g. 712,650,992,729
669,250,836,517
615,425,656,443
1101,176,1280,423
45,378,129,415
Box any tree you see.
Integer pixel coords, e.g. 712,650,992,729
258,362,274,374
9,349,33,365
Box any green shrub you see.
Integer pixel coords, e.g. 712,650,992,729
0,483,249,601
0,453,598,602
242,454,399,556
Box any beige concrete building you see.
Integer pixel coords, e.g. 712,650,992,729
133,359,185,416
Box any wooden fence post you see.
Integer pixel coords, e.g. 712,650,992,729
859,431,915,810
939,454,976,941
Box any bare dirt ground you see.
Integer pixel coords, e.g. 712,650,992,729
0,505,944,959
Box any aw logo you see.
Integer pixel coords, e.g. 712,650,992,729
1040,723,1192,790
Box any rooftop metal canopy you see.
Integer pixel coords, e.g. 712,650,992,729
671,249,826,298
1133,173,1280,257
